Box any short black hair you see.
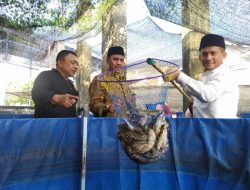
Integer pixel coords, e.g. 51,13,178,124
56,50,77,65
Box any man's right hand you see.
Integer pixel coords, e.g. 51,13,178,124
51,94,79,108
163,68,181,82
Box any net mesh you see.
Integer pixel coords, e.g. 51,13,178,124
1,0,250,68
98,58,180,163
98,58,179,118
98,58,178,163
145,0,250,46
0,0,116,62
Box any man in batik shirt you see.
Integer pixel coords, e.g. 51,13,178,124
89,46,133,117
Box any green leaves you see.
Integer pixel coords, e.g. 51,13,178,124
0,0,91,28
0,0,117,40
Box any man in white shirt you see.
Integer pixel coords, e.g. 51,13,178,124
170,34,239,118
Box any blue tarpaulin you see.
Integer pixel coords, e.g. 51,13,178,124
1,116,250,190
0,114,33,119
240,113,250,118
86,117,250,190
0,118,82,190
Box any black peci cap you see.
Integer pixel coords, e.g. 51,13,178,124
199,34,226,51
107,46,125,57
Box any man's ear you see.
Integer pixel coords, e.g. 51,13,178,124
57,60,62,67
224,52,227,59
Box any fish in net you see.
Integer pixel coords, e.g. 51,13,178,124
118,111,169,163
97,58,180,163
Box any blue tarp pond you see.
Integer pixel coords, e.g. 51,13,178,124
0,118,82,190
0,115,250,189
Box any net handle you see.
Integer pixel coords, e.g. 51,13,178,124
147,58,193,103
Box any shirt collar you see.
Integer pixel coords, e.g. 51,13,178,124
204,63,227,75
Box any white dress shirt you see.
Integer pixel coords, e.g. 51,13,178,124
176,64,239,118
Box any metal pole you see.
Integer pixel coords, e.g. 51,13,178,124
147,59,193,103
81,117,88,190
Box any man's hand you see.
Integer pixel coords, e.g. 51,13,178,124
51,94,79,108
163,67,181,82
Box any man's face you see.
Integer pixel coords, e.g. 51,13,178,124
58,53,79,78
106,54,125,71
199,46,227,71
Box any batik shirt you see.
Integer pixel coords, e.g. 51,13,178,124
89,71,134,117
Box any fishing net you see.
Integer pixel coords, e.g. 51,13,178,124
98,58,180,163
98,58,180,117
